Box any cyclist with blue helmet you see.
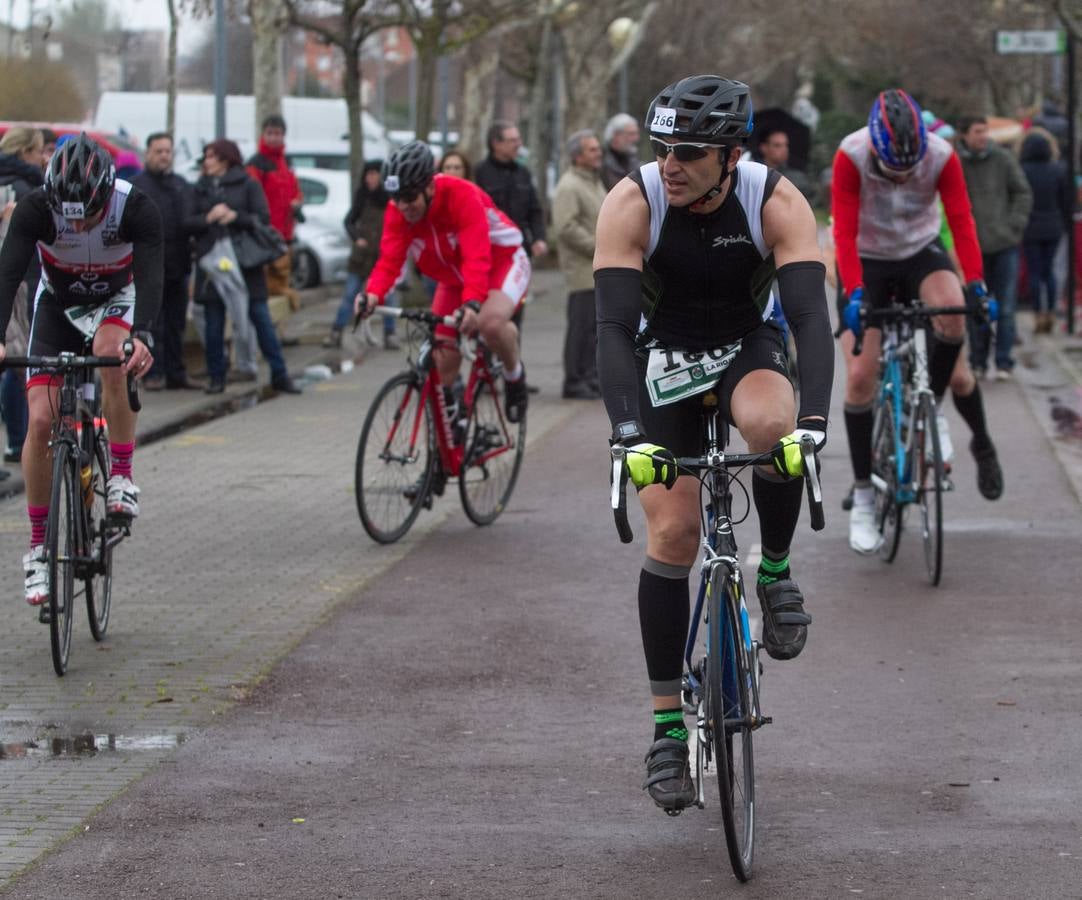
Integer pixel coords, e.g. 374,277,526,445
833,89,1003,556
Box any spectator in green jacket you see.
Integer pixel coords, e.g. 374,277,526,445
957,116,1033,380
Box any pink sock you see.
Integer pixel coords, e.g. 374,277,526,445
110,441,135,480
28,505,48,548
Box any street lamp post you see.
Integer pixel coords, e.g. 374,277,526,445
213,0,226,139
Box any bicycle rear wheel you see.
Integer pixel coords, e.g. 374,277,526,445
914,394,943,585
871,392,903,562
47,444,78,676
355,372,433,543
458,370,525,526
705,568,755,881
85,438,113,640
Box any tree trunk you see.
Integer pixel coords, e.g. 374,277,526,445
165,0,178,136
343,49,365,193
458,42,501,164
251,0,286,134
527,16,553,208
414,29,439,141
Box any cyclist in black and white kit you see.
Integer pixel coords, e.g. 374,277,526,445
594,76,834,812
0,134,161,607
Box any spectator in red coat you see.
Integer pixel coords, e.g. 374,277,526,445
246,114,303,311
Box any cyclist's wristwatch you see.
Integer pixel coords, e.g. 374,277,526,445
131,329,155,350
612,420,645,445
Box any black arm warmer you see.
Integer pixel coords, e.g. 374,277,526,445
776,260,834,422
595,267,644,433
120,189,165,331
0,193,50,340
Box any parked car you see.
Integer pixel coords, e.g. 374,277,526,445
291,167,352,289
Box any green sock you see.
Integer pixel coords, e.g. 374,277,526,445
758,552,790,586
654,708,687,742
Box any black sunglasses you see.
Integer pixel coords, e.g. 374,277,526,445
391,188,422,204
650,138,726,162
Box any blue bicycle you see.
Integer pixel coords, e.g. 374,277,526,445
610,393,824,881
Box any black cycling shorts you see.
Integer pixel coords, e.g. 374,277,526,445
857,239,956,313
26,288,134,387
636,319,791,459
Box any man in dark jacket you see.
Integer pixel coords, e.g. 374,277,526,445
246,115,303,312
601,113,640,191
132,132,201,390
957,115,1032,379
474,121,547,259
1020,130,1073,333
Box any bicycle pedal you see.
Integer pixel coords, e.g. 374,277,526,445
38,606,51,625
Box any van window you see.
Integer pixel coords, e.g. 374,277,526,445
297,177,328,205
287,153,350,171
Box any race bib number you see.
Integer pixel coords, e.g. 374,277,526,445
61,202,86,219
649,107,677,135
646,342,741,407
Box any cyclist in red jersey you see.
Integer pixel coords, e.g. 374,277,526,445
358,141,531,422
833,88,1003,556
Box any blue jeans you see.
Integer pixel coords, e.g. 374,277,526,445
968,247,1019,372
1,368,27,452
333,274,399,334
204,294,288,382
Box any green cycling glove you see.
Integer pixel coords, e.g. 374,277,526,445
625,443,679,489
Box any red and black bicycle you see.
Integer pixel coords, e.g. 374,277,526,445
354,308,526,543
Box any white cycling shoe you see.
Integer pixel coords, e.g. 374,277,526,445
107,475,141,519
23,545,49,606
934,411,954,463
848,501,884,555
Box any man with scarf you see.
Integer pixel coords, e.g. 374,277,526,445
246,115,303,313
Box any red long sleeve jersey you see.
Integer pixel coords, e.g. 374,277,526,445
366,174,523,303
831,128,983,297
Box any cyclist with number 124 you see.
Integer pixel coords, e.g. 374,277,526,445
0,134,161,607
594,75,834,813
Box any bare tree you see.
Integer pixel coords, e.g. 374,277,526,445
284,0,397,187
393,0,523,144
251,0,289,130
165,0,179,135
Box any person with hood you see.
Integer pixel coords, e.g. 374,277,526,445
246,115,303,312
323,160,396,349
956,115,1033,379
190,139,301,395
1020,129,1073,334
0,127,45,465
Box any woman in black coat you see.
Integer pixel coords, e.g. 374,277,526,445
1020,130,1073,333
189,139,300,394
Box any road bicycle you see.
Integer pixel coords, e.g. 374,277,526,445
609,392,824,881
855,297,988,585
355,307,526,543
2,343,140,675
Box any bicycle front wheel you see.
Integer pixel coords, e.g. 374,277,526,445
871,392,903,562
47,444,78,676
914,394,944,585
355,372,433,543
86,438,113,640
458,371,525,526
705,568,755,881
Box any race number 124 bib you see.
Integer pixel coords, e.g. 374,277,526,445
645,342,742,407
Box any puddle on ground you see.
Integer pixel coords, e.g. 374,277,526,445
1048,388,1082,440
0,732,186,759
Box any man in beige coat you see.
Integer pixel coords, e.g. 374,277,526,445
553,130,607,399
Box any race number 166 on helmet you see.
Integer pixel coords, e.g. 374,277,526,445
44,132,117,221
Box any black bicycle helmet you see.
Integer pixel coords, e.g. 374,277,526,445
45,132,116,220
645,75,754,144
381,140,435,195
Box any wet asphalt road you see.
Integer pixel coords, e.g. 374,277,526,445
5,361,1082,899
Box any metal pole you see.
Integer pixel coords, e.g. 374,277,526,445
1068,35,1077,335
213,0,227,140
619,62,629,113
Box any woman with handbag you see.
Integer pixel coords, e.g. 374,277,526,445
189,139,301,395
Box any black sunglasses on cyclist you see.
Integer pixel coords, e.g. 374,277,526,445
391,188,423,204
650,138,724,162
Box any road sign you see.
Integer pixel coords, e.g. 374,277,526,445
995,30,1066,54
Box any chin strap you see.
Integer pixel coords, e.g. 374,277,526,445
688,166,732,210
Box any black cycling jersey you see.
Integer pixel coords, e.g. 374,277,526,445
0,184,163,338
629,162,780,350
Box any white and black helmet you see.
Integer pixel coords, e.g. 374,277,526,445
645,75,754,144
381,140,435,196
